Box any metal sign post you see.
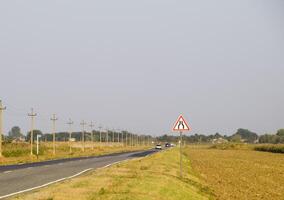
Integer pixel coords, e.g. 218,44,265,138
180,131,183,177
172,115,191,178
36,134,41,159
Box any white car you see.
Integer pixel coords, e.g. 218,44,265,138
155,144,162,150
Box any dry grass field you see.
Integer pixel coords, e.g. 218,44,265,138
7,145,284,200
185,146,284,200
0,142,150,166
12,148,212,200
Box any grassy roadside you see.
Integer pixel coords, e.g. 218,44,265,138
0,142,150,166
12,148,212,200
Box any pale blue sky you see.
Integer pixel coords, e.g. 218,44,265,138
0,0,284,136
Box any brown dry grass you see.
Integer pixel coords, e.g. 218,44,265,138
0,142,150,166
185,146,284,200
11,148,212,200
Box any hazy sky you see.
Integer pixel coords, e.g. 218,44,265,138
1,0,284,136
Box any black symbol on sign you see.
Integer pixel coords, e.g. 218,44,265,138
178,121,185,129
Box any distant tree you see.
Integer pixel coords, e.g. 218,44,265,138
214,132,222,138
8,126,24,139
26,130,43,142
230,134,242,143
276,129,284,137
231,129,258,143
259,133,284,144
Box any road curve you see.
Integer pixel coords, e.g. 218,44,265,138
0,149,158,199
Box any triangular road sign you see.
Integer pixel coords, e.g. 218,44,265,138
172,115,191,132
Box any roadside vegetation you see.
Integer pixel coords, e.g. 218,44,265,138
209,143,250,150
254,144,284,153
209,143,284,154
10,144,284,200
0,142,150,166
12,148,213,200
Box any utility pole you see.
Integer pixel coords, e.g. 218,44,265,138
98,126,102,144
112,129,115,143
50,114,58,155
131,133,133,147
125,131,128,146
28,108,37,156
80,120,86,152
106,129,109,144
89,121,95,150
121,131,124,145
137,135,139,146
117,129,120,143
0,100,6,157
67,119,74,154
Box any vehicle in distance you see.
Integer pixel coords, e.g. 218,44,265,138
165,143,171,147
155,144,162,150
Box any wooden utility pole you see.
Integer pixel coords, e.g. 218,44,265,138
0,100,6,157
112,129,115,143
106,129,109,144
50,114,58,155
67,119,74,154
80,120,86,152
28,108,37,156
137,135,139,146
117,129,120,143
99,126,102,144
89,121,95,150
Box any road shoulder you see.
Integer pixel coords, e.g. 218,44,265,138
11,148,212,200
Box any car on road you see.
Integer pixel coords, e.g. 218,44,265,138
155,144,162,150
165,143,171,147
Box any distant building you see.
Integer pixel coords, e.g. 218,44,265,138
212,138,228,144
11,136,26,143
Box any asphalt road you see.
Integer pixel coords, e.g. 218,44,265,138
0,149,158,199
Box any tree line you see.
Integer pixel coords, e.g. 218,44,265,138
5,126,284,144
5,126,152,143
156,128,284,144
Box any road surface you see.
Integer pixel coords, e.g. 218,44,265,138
0,149,158,199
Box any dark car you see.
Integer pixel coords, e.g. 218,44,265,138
165,143,171,147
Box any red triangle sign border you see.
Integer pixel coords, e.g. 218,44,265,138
172,115,191,132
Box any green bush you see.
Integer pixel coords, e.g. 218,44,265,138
254,145,284,154
2,143,46,157
209,143,249,150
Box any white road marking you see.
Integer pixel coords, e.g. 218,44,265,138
0,168,93,199
3,171,12,174
0,150,155,199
